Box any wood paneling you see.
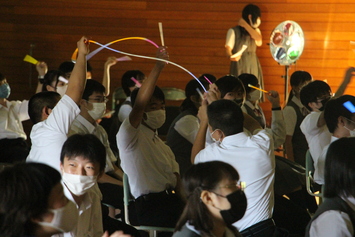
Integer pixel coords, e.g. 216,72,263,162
1,0,355,121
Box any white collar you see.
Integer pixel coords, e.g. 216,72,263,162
76,114,96,134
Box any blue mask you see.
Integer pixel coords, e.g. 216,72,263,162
0,83,10,98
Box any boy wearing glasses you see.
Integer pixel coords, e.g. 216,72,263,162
68,79,124,213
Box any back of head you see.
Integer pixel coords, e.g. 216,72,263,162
324,95,355,133
324,137,355,198
207,99,244,136
0,163,61,236
215,75,245,99
176,161,239,234
290,71,312,87
300,80,331,110
180,79,209,113
42,70,64,92
199,74,217,84
121,70,145,97
0,73,5,82
28,91,61,124
238,73,259,94
58,61,75,74
82,79,106,100
242,4,261,24
61,134,106,173
130,86,165,107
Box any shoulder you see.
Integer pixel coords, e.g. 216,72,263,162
173,224,201,237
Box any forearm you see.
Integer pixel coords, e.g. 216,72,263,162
191,120,208,163
66,51,86,104
243,25,262,43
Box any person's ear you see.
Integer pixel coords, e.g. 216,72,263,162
248,14,253,24
41,106,52,120
60,162,64,174
46,85,54,92
190,95,200,104
200,190,214,206
338,116,346,127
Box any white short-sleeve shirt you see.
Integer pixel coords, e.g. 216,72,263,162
300,111,331,160
0,100,29,140
117,118,179,198
69,115,117,172
174,115,200,144
118,97,132,123
195,130,275,231
27,95,80,171
225,28,236,49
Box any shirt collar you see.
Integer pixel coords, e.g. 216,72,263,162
77,114,96,133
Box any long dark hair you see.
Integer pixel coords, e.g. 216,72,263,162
240,4,261,37
175,161,240,236
0,163,61,236
180,78,209,114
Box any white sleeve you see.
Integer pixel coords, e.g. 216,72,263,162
300,112,321,136
225,28,235,49
12,100,30,122
174,115,200,144
116,118,139,151
309,211,353,237
283,106,297,136
269,110,286,148
118,104,132,123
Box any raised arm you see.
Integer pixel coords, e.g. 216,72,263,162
129,47,168,128
334,67,355,98
65,37,90,104
191,99,208,163
102,57,117,96
35,61,48,93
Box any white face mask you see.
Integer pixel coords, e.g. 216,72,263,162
56,85,68,97
38,200,79,233
344,126,355,137
210,129,222,145
87,102,106,120
144,110,166,129
249,89,261,102
62,172,96,196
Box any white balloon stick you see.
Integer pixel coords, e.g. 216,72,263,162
158,22,165,46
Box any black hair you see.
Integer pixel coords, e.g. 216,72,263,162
0,163,61,236
242,4,261,25
42,70,65,92
130,86,165,107
58,61,75,74
87,61,92,72
60,134,106,173
300,80,331,111
324,137,355,198
180,79,209,114
175,161,240,236
215,75,245,99
28,91,61,124
207,99,244,136
82,79,106,100
121,70,145,97
288,71,313,104
238,73,259,94
324,95,355,133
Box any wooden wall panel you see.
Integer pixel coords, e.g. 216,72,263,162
1,0,355,122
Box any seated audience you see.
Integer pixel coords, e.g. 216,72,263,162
315,95,355,185
173,161,244,237
191,99,275,236
283,71,312,165
117,47,185,229
306,137,355,236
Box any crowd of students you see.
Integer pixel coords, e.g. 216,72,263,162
1,7,355,236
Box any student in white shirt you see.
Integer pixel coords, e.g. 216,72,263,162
306,137,355,237
315,95,355,185
191,98,276,236
117,47,185,228
27,36,89,171
0,63,46,163
300,68,355,162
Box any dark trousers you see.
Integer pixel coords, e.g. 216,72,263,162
240,219,276,237
134,191,185,228
98,182,124,210
0,138,29,163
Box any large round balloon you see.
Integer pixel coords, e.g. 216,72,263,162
270,21,304,65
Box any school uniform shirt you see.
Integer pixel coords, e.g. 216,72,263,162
300,111,331,161
55,183,103,237
242,101,266,128
314,136,338,185
117,118,179,198
309,196,355,237
0,100,29,140
27,95,80,171
118,97,132,123
194,129,275,231
68,115,117,172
